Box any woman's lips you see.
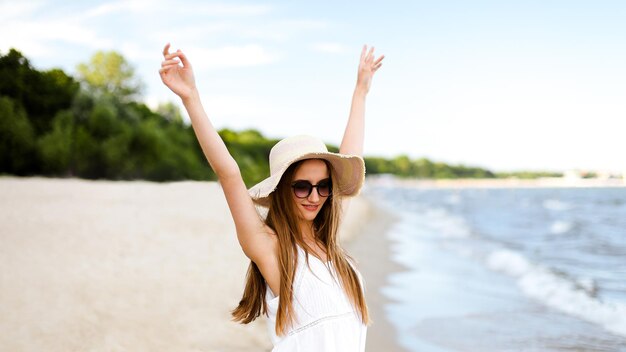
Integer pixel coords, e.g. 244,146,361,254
303,204,319,211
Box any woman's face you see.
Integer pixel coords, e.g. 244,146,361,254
291,159,331,223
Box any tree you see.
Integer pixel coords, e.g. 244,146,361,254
0,49,79,135
392,155,412,176
156,102,184,125
37,110,74,175
0,96,36,174
413,158,434,178
76,51,143,101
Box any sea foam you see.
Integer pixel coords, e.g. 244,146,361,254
549,220,574,234
421,208,471,238
542,199,572,211
487,249,626,337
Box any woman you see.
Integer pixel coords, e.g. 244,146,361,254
159,42,384,351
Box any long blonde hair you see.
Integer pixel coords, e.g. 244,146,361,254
230,158,371,336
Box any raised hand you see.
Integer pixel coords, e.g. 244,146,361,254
356,45,384,94
159,43,197,100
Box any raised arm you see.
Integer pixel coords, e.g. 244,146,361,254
159,43,237,177
339,45,384,156
159,43,274,264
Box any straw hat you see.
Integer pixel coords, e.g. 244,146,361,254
248,135,366,207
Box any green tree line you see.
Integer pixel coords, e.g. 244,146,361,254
364,155,497,179
1,48,557,186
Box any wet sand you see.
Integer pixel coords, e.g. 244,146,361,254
342,193,411,352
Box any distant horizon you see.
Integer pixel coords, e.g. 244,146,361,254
2,1,625,173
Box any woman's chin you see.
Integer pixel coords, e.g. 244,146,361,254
300,214,316,222
298,208,319,222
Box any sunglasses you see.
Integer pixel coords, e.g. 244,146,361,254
291,179,332,198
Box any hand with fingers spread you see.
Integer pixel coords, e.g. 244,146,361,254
339,44,384,158
356,44,385,94
159,43,197,100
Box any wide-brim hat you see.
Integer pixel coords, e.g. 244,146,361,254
248,135,366,207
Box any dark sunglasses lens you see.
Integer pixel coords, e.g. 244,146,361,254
293,182,312,198
318,181,331,197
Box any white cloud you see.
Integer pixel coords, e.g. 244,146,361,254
1,0,330,65
233,19,330,42
118,42,157,62
84,0,271,18
0,17,111,57
185,44,281,70
83,0,146,18
0,2,42,21
277,19,329,30
191,93,323,138
184,3,272,16
147,18,331,46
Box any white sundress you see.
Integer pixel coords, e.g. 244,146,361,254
264,244,367,351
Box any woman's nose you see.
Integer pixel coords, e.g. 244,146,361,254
308,188,320,202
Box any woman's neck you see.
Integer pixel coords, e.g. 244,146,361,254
299,220,316,242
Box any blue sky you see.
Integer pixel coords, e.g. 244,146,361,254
2,0,625,173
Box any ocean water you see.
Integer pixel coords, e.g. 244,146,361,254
366,184,626,352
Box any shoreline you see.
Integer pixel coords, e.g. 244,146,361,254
359,177,626,350
342,193,411,352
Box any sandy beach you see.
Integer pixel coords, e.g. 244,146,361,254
0,176,405,351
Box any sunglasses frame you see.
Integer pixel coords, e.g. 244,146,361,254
291,179,333,198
